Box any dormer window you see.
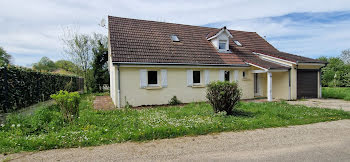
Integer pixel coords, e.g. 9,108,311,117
219,40,226,50
170,35,180,42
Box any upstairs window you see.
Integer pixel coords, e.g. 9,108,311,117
219,40,226,50
234,40,242,46
224,71,230,81
170,35,180,42
193,71,201,84
148,71,158,85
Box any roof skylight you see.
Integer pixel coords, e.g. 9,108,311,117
170,35,180,42
234,40,242,46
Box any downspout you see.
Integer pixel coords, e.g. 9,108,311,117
288,68,291,100
296,61,299,99
117,64,121,108
319,69,322,98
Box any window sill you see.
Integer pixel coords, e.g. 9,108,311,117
146,86,162,90
242,78,250,81
192,84,205,88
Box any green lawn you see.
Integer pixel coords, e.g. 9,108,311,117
1,93,349,154
322,87,350,100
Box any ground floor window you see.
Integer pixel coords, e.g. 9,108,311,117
193,71,201,84
148,71,158,85
224,71,230,81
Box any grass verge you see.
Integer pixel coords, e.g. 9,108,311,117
322,87,350,100
1,93,349,154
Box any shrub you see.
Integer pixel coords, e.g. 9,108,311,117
206,81,241,115
0,66,84,113
51,90,80,122
168,96,182,105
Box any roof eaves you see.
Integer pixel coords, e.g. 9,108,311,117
207,27,233,40
112,62,250,67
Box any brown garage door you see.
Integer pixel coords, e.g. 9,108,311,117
297,69,318,98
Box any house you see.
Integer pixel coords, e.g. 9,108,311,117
107,16,326,108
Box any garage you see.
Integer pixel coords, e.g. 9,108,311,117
297,69,318,98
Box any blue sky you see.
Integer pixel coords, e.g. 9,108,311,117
1,0,350,66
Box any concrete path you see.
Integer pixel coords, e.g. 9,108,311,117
287,98,350,111
2,120,350,162
93,96,115,110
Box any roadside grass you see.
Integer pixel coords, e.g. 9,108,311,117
322,87,350,101
1,94,349,154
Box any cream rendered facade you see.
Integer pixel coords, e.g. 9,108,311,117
108,62,321,108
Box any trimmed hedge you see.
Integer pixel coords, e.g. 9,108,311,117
0,66,83,113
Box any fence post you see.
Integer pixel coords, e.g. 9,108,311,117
3,67,9,113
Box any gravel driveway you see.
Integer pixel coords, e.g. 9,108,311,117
287,98,350,111
2,120,350,162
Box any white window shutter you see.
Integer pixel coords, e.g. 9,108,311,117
187,70,193,86
140,69,147,88
219,70,225,81
161,69,167,87
234,70,239,82
204,70,210,85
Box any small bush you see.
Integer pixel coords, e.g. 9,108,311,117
51,90,80,122
206,81,241,115
168,96,182,105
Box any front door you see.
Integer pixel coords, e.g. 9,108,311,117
254,73,260,97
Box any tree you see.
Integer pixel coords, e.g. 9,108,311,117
0,46,12,66
340,49,350,64
319,56,350,87
91,33,109,92
61,29,92,91
55,60,81,74
32,56,57,72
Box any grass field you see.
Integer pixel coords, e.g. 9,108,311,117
1,93,349,154
322,87,350,100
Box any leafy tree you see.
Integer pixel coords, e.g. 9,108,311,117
61,29,92,91
91,33,109,92
55,60,82,75
319,56,350,87
0,46,12,66
32,56,57,72
340,49,350,64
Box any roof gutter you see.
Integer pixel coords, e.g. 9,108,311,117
112,62,249,67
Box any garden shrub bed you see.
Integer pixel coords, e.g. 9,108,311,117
0,93,349,154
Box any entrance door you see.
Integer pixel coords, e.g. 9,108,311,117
254,73,260,97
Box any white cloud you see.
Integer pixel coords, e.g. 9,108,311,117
1,0,350,65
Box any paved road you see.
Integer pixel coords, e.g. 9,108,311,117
2,120,350,162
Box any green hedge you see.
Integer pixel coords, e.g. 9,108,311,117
0,66,84,113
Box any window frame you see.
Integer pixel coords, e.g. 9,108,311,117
193,70,201,85
170,34,180,42
147,70,158,86
218,40,227,50
234,40,242,46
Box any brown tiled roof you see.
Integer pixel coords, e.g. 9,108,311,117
108,16,323,69
206,26,232,39
253,50,326,63
230,47,289,70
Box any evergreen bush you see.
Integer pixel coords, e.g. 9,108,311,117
206,81,241,115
